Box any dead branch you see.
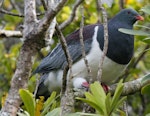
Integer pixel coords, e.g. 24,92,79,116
0,30,22,38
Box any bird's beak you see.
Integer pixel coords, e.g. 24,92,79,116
135,15,144,21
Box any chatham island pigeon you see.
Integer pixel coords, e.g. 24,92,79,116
33,8,144,98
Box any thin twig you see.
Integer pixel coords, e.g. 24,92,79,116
123,101,128,116
79,5,92,82
59,0,84,30
42,0,57,46
61,65,69,95
119,0,124,10
96,0,109,82
0,8,45,17
55,24,74,115
33,76,40,98
10,0,22,14
55,23,73,91
133,45,150,68
56,24,73,82
79,5,94,113
0,9,24,17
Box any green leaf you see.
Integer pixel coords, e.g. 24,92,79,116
114,97,127,113
43,91,57,108
141,84,150,95
41,91,57,115
141,5,150,15
84,92,95,103
19,89,35,116
146,113,150,116
110,80,124,112
141,73,150,85
65,112,99,116
105,93,111,114
91,82,106,99
134,25,150,30
79,97,104,114
118,28,150,36
45,107,60,116
143,37,150,44
77,81,107,115
90,82,106,110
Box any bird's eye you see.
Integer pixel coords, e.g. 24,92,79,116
127,11,131,14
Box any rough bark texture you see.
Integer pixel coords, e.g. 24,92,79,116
0,0,67,115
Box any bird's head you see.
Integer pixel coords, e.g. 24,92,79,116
114,8,144,25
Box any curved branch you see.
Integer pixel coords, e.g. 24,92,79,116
59,0,84,30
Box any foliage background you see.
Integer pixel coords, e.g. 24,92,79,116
0,0,150,115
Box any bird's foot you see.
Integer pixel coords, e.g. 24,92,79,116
81,82,109,93
101,83,110,93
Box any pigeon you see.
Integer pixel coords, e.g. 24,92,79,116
33,8,144,98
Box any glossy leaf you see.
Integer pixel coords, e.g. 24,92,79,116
143,37,150,44
45,107,60,116
19,89,35,116
141,73,150,85
41,91,57,116
141,84,150,95
77,97,104,115
65,112,99,116
110,80,124,111
118,28,150,36
105,93,111,114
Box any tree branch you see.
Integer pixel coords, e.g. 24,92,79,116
79,5,92,81
74,73,150,97
0,1,37,116
0,30,22,38
0,0,67,115
96,0,109,82
55,24,74,115
0,8,44,17
59,0,84,30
